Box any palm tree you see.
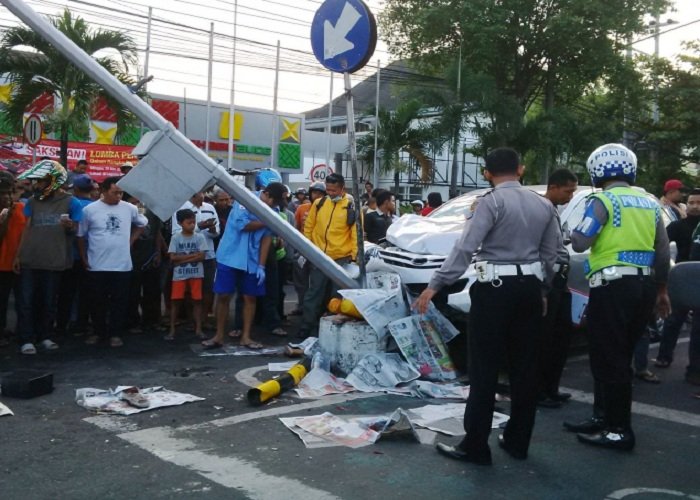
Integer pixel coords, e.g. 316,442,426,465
0,9,139,167
357,98,434,195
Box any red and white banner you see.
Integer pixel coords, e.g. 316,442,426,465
0,136,137,181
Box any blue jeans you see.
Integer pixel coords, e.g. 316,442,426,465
17,268,62,344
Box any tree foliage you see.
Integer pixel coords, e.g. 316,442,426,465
0,9,140,166
357,98,435,192
379,0,671,183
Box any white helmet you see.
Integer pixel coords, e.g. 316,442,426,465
586,143,637,186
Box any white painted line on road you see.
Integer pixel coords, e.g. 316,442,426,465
84,415,140,433
606,487,700,499
561,386,700,428
119,426,340,500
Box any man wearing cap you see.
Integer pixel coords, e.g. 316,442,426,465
13,160,83,354
411,199,424,215
660,179,687,221
290,188,308,214
65,159,89,189
414,148,560,465
120,162,134,175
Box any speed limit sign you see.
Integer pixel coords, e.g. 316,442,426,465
309,163,333,182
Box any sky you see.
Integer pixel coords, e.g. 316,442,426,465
1,0,699,115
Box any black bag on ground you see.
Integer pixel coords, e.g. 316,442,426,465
1,371,54,398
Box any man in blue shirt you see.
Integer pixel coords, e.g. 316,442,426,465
202,182,285,350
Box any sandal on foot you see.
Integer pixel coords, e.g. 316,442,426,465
194,332,206,340
240,341,264,350
270,327,288,337
109,336,124,348
635,370,660,384
163,333,175,341
20,343,36,355
228,329,242,339
201,339,224,350
653,358,671,368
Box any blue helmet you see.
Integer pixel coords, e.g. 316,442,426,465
255,168,282,189
586,143,637,187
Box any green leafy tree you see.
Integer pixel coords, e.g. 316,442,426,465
380,0,670,180
357,98,434,194
0,9,140,167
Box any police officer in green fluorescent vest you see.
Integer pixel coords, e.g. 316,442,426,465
565,143,671,450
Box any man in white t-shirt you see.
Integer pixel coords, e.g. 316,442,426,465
171,192,220,322
78,177,148,347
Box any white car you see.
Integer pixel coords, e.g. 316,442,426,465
376,185,669,322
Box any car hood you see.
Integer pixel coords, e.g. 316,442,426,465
386,214,465,255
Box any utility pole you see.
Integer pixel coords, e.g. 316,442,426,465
449,42,462,199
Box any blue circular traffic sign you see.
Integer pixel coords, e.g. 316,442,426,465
310,0,377,74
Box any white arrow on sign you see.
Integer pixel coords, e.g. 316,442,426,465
323,1,361,60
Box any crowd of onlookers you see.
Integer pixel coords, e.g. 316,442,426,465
0,158,446,355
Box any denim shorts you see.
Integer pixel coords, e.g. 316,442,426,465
213,262,265,297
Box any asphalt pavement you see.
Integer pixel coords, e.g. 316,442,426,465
1,289,699,500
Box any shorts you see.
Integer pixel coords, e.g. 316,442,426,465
203,259,216,292
171,278,203,300
213,262,265,297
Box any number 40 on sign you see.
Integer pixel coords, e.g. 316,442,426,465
309,164,334,182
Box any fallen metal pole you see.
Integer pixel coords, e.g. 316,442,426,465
1,0,358,290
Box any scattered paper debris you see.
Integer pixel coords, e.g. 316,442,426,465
281,404,509,449
346,353,420,392
75,386,204,415
0,401,13,417
388,315,457,381
289,412,382,448
295,368,355,398
338,272,408,336
411,381,470,399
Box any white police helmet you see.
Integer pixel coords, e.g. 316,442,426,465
586,143,637,186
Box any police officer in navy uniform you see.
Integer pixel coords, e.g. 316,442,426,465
414,147,560,465
565,143,671,450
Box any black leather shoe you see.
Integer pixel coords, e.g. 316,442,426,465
435,443,492,465
576,430,635,451
552,392,572,402
537,396,562,408
498,435,527,460
563,417,605,434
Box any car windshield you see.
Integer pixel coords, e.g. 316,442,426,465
427,186,548,220
427,193,483,220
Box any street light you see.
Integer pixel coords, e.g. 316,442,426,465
622,16,678,150
649,17,678,124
